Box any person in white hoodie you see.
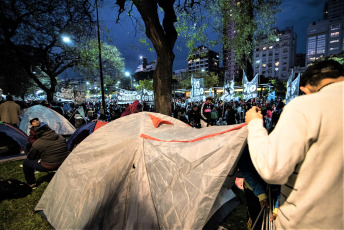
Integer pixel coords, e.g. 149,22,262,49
245,59,344,229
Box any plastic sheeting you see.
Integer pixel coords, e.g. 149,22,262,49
35,112,247,229
19,105,75,136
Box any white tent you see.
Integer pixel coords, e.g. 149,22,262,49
35,112,247,229
19,105,75,136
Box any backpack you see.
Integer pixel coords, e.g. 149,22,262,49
211,111,218,120
0,179,32,201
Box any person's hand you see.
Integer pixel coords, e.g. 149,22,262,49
245,106,263,124
269,213,278,221
259,199,270,209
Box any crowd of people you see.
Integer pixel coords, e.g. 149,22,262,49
172,96,286,130
0,59,343,229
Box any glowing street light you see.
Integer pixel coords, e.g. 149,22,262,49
125,71,132,89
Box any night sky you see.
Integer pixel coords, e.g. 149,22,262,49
98,0,328,74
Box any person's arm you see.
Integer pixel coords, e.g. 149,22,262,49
246,105,312,184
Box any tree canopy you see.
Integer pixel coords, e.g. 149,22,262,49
0,0,95,101
114,0,280,115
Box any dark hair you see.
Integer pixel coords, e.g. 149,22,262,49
29,118,39,124
301,59,344,87
6,95,13,101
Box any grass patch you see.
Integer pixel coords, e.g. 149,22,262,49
0,160,52,230
0,160,247,230
220,185,248,230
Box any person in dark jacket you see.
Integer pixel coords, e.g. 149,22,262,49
188,105,201,128
23,125,69,188
200,96,214,127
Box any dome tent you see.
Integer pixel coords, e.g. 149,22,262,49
35,112,247,229
19,105,75,136
66,120,108,151
0,123,29,156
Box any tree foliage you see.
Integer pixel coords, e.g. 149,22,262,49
136,79,153,91
76,39,125,87
0,0,95,101
114,0,280,115
176,0,281,70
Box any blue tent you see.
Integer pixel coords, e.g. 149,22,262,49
66,121,108,151
0,123,29,155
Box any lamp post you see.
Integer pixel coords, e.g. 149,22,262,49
125,71,132,89
95,0,106,111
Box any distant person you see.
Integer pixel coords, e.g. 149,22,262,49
188,105,201,128
245,59,344,229
23,125,69,188
0,95,21,127
200,96,214,127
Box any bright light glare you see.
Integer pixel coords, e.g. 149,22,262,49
125,72,130,77
62,36,71,43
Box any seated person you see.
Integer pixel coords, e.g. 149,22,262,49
28,118,46,144
23,125,70,188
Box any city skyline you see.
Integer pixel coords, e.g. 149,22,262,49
99,0,327,74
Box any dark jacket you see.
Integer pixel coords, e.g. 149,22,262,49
27,130,69,166
188,109,201,128
200,102,214,124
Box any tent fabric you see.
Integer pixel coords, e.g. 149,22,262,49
19,105,75,136
35,112,247,229
66,120,108,151
0,123,29,153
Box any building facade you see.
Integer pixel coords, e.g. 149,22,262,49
187,46,220,74
223,22,240,80
253,27,297,81
306,0,344,65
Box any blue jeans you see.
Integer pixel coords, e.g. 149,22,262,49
23,159,50,184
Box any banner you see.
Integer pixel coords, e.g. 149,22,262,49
141,87,154,103
56,87,74,100
74,91,86,104
288,73,300,103
243,72,258,101
116,88,154,104
285,69,293,103
222,79,235,102
268,91,276,101
190,77,204,102
117,89,141,104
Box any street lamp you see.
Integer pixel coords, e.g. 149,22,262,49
125,71,132,89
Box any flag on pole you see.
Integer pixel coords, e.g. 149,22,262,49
222,79,235,102
191,77,204,102
288,73,300,102
285,69,293,103
243,72,258,101
268,91,276,101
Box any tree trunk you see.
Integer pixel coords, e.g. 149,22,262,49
133,0,177,116
153,49,174,115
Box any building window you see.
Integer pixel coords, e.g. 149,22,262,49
275,62,279,67
317,35,326,54
283,48,288,53
269,46,273,49
307,36,316,55
330,47,339,51
262,47,267,51
262,64,266,68
331,32,340,37
330,39,339,43
331,24,340,31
